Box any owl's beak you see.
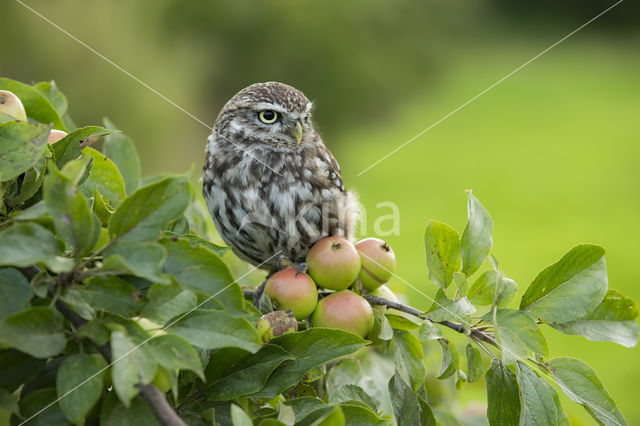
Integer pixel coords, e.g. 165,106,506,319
289,121,303,144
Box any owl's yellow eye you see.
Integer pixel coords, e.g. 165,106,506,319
258,110,278,124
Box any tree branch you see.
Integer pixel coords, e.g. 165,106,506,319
54,299,186,426
362,294,498,346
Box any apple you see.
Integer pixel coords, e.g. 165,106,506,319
306,236,360,290
264,269,318,320
355,238,396,290
256,310,298,342
0,90,27,121
48,129,68,144
369,284,399,302
310,290,374,338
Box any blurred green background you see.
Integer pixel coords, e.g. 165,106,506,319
3,0,639,423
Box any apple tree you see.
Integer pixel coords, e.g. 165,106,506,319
0,77,638,425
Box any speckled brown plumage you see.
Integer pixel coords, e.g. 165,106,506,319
202,82,358,269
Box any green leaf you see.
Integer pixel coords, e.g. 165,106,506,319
426,288,475,322
57,354,107,425
78,319,110,346
109,176,191,243
78,146,127,208
100,391,161,426
520,245,608,323
485,359,520,426
0,307,66,358
373,309,393,341
205,344,293,400
44,166,100,257
0,387,20,419
468,270,517,307
7,154,48,206
164,231,229,257
328,384,379,411
0,77,66,130
0,349,46,392
52,126,118,168
314,405,345,426
170,309,261,353
60,287,95,321
252,328,367,398
102,241,170,284
162,237,244,310
460,191,493,276
385,313,422,331
284,397,330,424
0,223,62,268
548,357,627,426
103,118,141,195
34,81,68,118
230,404,253,426
515,361,561,426
453,271,468,296
489,309,547,364
0,267,31,321
465,343,483,383
80,276,142,317
424,220,461,289
0,120,50,182
110,331,157,407
388,374,422,426
141,283,197,325
147,334,204,379
394,329,425,391
92,189,114,225
417,388,437,426
18,388,68,426
437,339,459,380
418,319,442,342
549,289,639,347
325,359,362,392
340,405,390,425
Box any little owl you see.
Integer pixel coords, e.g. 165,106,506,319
202,82,359,270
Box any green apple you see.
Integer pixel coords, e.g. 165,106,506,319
355,238,396,290
264,268,318,320
48,129,68,144
311,290,374,338
306,236,360,290
256,310,298,342
0,90,27,121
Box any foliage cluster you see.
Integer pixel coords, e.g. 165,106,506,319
0,77,638,425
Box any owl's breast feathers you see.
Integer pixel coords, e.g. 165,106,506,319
202,135,358,268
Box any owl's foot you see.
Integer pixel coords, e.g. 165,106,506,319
252,279,267,309
295,262,308,275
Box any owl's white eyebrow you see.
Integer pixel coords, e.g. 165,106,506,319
255,102,287,114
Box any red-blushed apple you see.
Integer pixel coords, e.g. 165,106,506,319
310,290,374,338
256,310,298,342
355,238,396,290
264,269,318,320
48,129,68,144
306,236,360,290
0,90,27,121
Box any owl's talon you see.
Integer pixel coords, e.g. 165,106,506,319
295,262,308,276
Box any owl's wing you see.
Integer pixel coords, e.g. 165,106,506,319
319,145,347,193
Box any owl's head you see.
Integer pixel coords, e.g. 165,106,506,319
214,82,315,150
